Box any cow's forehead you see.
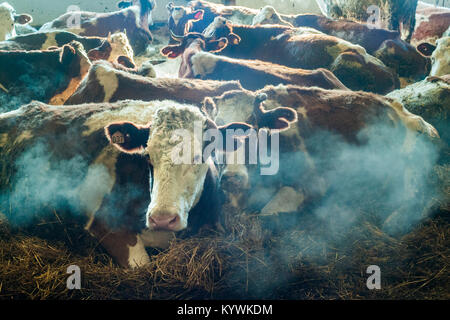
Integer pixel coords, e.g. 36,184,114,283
150,105,206,136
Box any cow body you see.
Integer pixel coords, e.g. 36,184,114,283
0,2,32,41
204,19,399,94
65,60,243,105
412,2,450,45
320,0,419,42
0,41,91,112
253,6,430,80
39,0,155,54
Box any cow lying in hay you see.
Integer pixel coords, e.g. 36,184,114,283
201,17,399,94
0,98,296,268
160,32,349,91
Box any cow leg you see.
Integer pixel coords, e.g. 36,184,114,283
87,217,150,268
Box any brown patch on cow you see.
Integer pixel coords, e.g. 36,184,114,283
413,12,450,45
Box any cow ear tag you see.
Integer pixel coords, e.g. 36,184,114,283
111,131,125,144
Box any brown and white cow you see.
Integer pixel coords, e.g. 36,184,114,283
167,2,205,44
0,2,32,41
0,41,91,112
39,0,155,54
319,0,419,43
65,60,243,105
252,6,430,81
161,33,349,91
412,1,450,46
0,97,296,267
202,17,400,94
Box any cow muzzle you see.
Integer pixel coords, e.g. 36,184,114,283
148,208,183,231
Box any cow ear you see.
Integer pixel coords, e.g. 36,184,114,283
117,55,136,68
60,44,76,65
14,14,32,25
160,45,184,58
118,1,132,9
417,43,436,57
191,9,204,21
253,93,298,131
227,33,241,45
105,122,150,154
87,40,111,61
205,37,228,53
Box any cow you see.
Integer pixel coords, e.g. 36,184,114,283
0,31,135,66
208,84,439,235
65,60,243,106
319,0,419,43
39,0,155,54
0,2,32,41
202,17,400,94
0,97,297,267
252,6,430,81
412,1,450,45
0,41,91,112
387,74,450,148
161,33,349,91
417,36,450,76
167,2,205,44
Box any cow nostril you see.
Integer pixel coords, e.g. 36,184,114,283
168,216,179,226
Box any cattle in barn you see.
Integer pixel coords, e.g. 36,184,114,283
319,0,419,42
161,33,349,91
417,36,450,76
0,2,32,41
0,41,91,112
0,96,297,267
208,84,439,234
252,6,430,81
412,1,450,45
65,60,243,105
203,17,400,94
39,0,155,54
387,75,450,148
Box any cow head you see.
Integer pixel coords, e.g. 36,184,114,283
167,2,204,44
0,2,32,41
252,5,293,27
161,32,228,78
88,32,135,66
105,98,297,232
417,37,450,77
203,16,241,46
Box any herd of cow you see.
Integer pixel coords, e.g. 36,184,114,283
0,0,448,268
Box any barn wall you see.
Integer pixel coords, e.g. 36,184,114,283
8,0,450,27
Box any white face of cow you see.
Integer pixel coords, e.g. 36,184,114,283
430,37,450,77
144,106,209,231
252,6,283,26
109,32,135,64
0,2,31,41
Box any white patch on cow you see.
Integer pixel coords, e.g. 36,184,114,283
40,32,58,49
140,229,175,248
261,186,305,215
144,104,210,231
430,36,450,76
214,92,255,125
204,16,229,38
252,5,292,27
94,63,119,102
191,52,218,77
109,32,135,64
0,133,8,147
171,7,187,26
153,57,181,78
127,235,150,268
0,2,16,41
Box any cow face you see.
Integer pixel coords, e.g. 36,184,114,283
105,100,297,232
417,37,450,77
161,32,228,78
167,2,204,44
0,2,32,41
203,16,241,45
88,32,135,65
252,5,292,27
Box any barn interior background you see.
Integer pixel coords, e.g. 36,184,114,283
0,0,449,300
